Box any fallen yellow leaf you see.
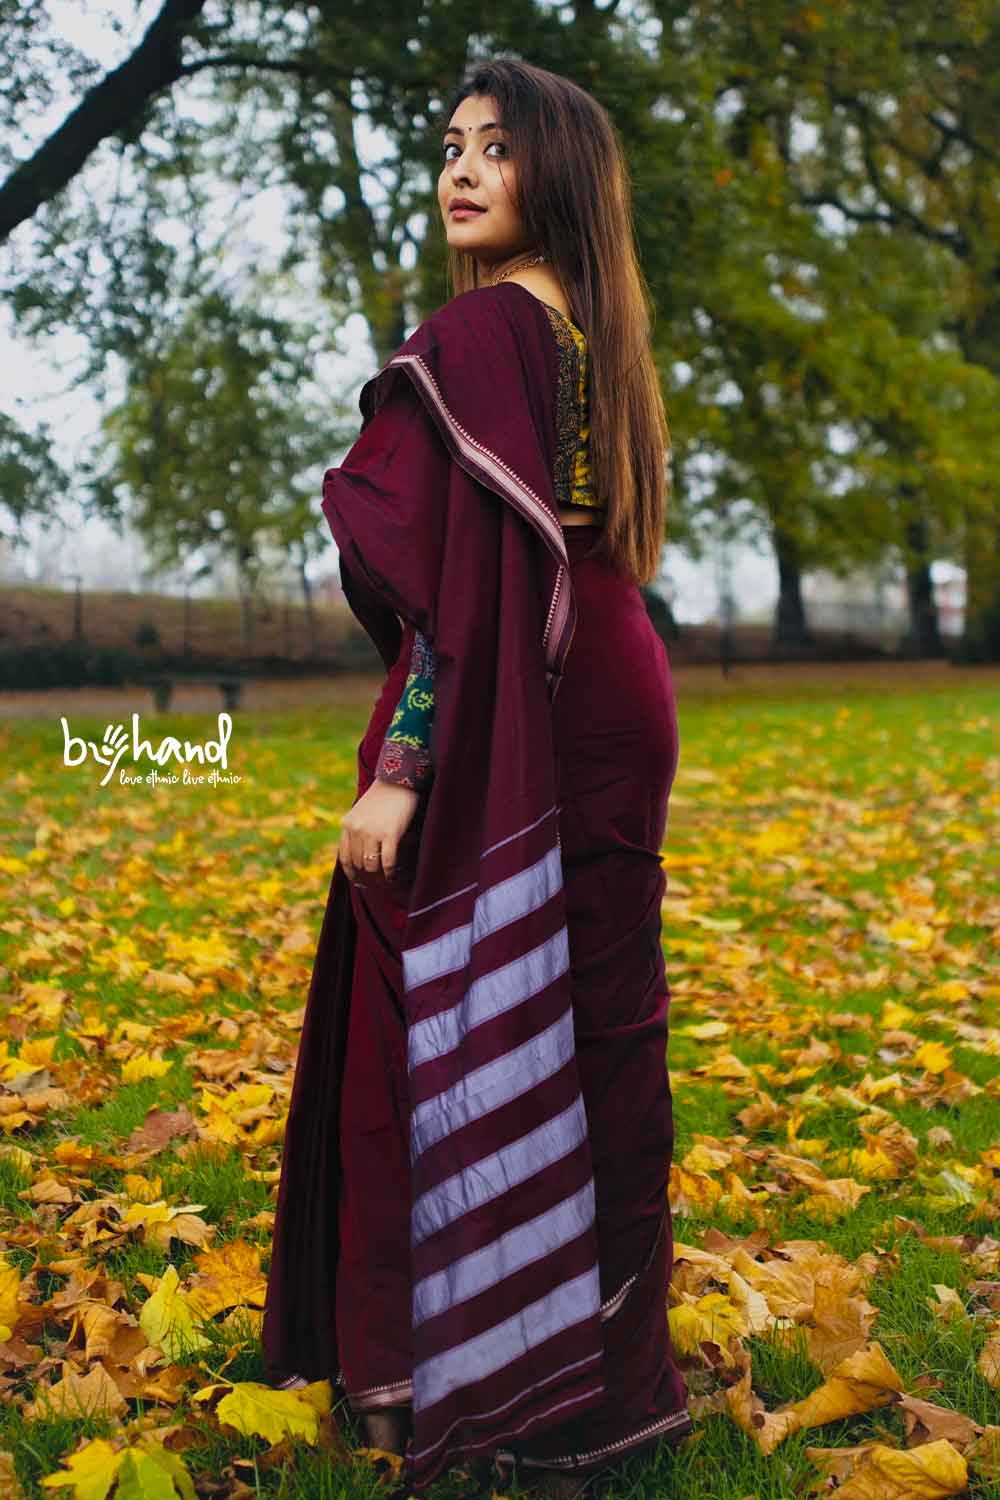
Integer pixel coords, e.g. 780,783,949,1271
809,1436,967,1498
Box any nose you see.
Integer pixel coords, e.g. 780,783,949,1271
446,143,476,187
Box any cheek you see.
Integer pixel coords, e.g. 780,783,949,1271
493,167,517,210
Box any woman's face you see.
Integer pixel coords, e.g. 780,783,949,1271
437,93,528,271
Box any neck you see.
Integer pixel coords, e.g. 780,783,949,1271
479,248,545,286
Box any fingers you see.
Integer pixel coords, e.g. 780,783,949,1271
340,823,369,884
339,822,391,884
338,824,357,883
380,834,399,881
340,785,413,885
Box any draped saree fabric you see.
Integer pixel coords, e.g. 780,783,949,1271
261,282,691,1488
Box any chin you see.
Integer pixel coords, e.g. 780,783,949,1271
447,235,492,257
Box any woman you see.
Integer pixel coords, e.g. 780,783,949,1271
262,58,693,1495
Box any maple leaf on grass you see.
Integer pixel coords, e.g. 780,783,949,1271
669,1291,749,1366
23,1360,128,1421
138,1265,212,1363
40,1436,195,1500
192,1376,332,1445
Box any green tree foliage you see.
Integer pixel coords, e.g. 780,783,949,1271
0,411,68,540
92,291,334,650
2,0,999,652
644,0,1000,644
637,0,1000,645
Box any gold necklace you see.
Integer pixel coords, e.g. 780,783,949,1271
489,251,546,287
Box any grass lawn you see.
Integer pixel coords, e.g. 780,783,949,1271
1,663,998,1499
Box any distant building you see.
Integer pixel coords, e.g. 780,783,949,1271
801,561,965,639
929,562,965,637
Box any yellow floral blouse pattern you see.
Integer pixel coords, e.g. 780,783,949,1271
540,303,602,511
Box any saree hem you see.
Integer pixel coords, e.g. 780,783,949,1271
329,1257,650,1417
343,1376,414,1412
407,1365,605,1477
493,1404,695,1474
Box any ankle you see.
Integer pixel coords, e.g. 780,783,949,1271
361,1405,411,1455
540,1473,589,1500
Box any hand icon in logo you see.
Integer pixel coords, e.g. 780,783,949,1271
90,722,130,786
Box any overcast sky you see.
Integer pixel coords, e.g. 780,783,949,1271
0,1,781,623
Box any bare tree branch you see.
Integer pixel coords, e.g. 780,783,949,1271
849,99,968,256
924,110,1000,168
0,0,208,243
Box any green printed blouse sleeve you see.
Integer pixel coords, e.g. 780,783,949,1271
374,628,437,790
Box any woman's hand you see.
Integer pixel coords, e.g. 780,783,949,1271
339,778,421,884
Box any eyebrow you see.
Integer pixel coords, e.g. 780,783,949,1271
442,121,507,139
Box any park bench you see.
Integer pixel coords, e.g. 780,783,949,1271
143,673,247,713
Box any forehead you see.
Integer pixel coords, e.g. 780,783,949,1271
445,94,503,133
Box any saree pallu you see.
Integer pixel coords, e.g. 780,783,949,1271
336,523,692,1473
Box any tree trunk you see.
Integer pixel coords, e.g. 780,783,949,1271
772,527,813,648
961,504,1000,660
958,307,1000,659
901,514,943,657
298,552,317,658
238,583,254,656
236,551,254,656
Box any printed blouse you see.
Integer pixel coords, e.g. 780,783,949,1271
374,302,603,791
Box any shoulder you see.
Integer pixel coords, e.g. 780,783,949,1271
419,281,551,349
360,281,558,435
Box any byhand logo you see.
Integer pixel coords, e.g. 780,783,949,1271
61,712,239,789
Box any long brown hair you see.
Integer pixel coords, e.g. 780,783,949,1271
442,59,669,585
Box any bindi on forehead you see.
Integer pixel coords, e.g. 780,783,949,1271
443,120,508,138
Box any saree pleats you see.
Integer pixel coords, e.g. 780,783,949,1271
335,525,692,1468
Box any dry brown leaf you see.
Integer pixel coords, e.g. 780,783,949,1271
898,1392,982,1452
805,1282,879,1372
723,1343,801,1455
805,1440,887,1483
19,1178,75,1206
142,969,197,994
0,1450,23,1500
964,1426,1000,1481
977,1331,1000,1388
72,1300,134,1362
125,1108,198,1154
24,1359,127,1420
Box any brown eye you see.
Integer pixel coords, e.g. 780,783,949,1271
441,140,508,161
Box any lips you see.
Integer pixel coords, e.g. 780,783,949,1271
450,200,485,213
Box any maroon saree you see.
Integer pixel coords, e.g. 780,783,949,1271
261,282,692,1489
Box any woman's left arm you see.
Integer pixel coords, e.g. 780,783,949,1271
374,628,437,791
